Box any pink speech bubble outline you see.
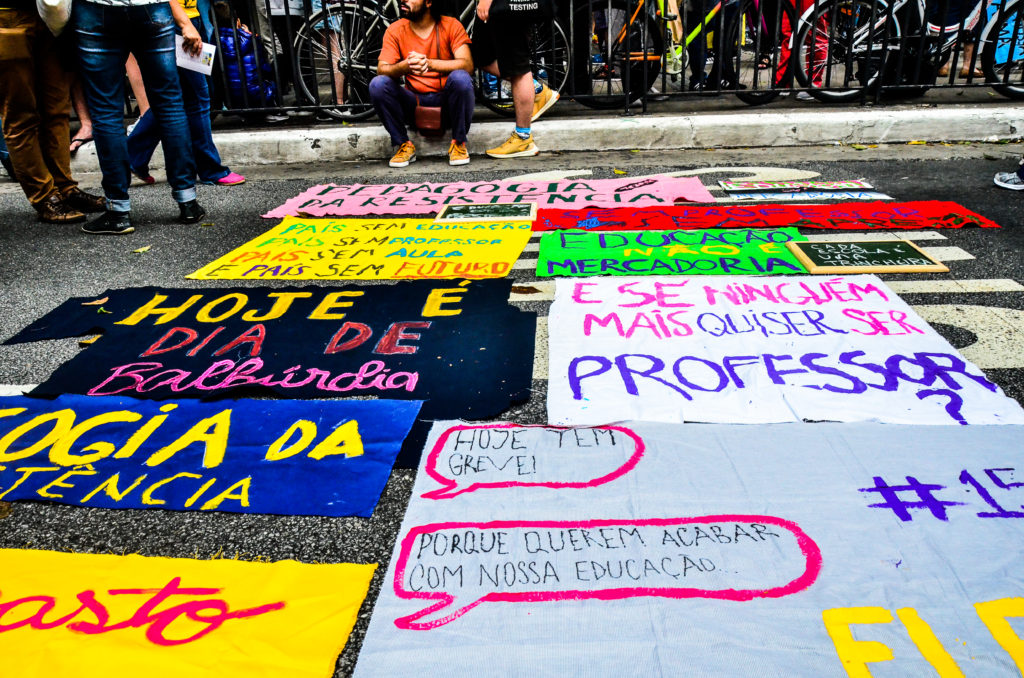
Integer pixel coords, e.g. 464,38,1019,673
421,423,645,500
393,515,822,630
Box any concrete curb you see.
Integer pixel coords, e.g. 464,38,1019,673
69,104,1024,172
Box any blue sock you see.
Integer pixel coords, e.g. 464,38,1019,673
515,126,531,140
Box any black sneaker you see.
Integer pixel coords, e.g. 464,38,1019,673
178,200,207,224
0,153,13,178
82,210,134,235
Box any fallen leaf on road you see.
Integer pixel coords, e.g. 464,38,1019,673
850,144,868,150
613,169,626,175
96,308,112,315
908,140,927,145
201,221,215,227
132,245,151,253
82,297,108,306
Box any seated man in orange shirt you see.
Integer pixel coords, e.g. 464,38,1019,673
370,0,473,167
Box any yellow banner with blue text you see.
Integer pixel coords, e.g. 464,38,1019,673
187,217,533,280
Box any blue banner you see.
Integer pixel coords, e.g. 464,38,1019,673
0,394,421,517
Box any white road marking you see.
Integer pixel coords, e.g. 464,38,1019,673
528,231,949,251
803,231,948,242
510,279,1023,301
889,279,1024,294
660,167,822,185
0,385,36,396
501,170,594,182
913,305,1024,368
920,246,975,261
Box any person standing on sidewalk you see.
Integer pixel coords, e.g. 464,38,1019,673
994,157,1024,191
370,0,474,167
127,0,246,187
0,2,105,223
73,0,207,235
473,0,558,159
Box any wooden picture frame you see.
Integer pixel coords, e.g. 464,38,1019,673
433,202,538,223
786,239,949,274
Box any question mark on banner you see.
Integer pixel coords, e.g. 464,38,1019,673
917,388,968,425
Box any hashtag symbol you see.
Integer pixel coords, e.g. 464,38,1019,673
859,476,966,522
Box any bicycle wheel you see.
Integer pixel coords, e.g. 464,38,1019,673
575,0,665,109
722,0,798,105
293,3,390,120
476,19,572,117
793,0,899,102
981,0,1024,99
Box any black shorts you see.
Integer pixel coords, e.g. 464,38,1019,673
471,18,532,78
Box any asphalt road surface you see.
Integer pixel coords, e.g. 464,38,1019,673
0,143,1021,675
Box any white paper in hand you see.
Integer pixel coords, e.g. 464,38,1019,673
175,35,217,75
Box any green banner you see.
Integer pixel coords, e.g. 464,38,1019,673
537,228,809,277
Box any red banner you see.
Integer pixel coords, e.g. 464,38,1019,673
534,201,1001,231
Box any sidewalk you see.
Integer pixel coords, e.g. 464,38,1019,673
68,89,1024,172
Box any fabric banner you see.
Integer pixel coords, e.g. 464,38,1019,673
536,228,808,277
546,275,1024,426
0,394,420,516
263,177,715,218
534,201,1002,231
354,420,1024,677
0,548,374,678
729,190,893,202
720,179,874,191
188,217,533,281
3,281,535,424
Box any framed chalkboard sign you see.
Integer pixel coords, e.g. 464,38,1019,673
434,202,537,223
786,239,949,273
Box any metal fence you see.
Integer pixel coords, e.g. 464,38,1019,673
202,0,1024,120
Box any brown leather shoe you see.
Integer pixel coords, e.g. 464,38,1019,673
35,193,86,224
62,187,106,213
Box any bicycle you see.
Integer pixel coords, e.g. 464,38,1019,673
720,0,798,104
579,0,795,107
292,0,570,119
791,0,1024,102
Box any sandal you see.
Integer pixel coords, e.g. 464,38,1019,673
69,136,93,154
757,55,772,70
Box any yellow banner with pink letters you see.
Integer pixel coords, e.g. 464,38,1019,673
0,548,375,677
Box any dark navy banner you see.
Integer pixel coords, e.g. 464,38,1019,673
4,281,535,424
0,394,421,517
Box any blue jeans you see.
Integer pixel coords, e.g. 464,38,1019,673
128,17,229,184
0,116,9,166
73,0,196,211
369,70,474,146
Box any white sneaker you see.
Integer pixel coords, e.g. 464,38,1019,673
994,170,1024,190
795,91,815,101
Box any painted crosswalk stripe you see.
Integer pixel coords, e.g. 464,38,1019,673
510,279,1022,304
524,231,950,254
0,385,35,396
888,279,1024,294
920,246,975,261
803,231,948,242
